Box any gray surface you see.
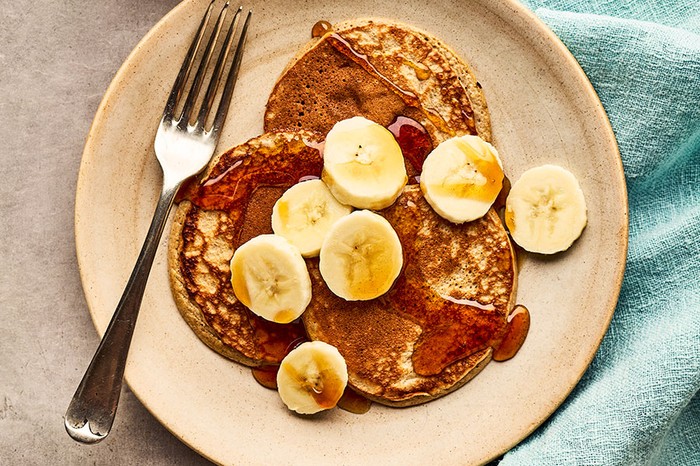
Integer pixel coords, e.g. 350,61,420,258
0,0,212,463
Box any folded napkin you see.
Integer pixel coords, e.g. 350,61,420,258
500,1,700,464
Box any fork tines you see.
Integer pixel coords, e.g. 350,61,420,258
164,1,252,135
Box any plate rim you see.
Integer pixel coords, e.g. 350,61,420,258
74,0,629,463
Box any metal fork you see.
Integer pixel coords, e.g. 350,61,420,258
65,1,251,444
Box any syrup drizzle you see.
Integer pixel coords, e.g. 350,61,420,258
251,365,279,390
402,57,432,80
326,33,422,107
311,20,333,38
384,206,515,376
387,115,432,176
492,305,530,361
325,32,461,135
185,144,323,217
337,387,372,414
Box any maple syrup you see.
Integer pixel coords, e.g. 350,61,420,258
493,175,511,213
337,387,372,414
311,20,332,38
402,58,432,80
380,201,513,376
250,335,308,390
387,115,432,176
492,305,530,361
252,365,279,390
391,275,508,376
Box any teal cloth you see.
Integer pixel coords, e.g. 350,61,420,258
500,1,700,465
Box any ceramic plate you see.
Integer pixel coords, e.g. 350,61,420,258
75,0,627,464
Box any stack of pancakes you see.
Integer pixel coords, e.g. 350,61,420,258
169,19,517,406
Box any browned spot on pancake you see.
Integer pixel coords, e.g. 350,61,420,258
238,186,285,245
305,259,423,392
266,39,412,135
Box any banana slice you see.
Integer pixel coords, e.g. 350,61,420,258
277,341,348,414
319,210,403,301
271,179,353,258
420,135,504,223
322,116,408,210
230,234,311,323
505,164,587,254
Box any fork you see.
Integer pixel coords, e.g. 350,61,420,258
64,1,251,444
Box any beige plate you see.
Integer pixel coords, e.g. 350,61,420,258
75,0,627,464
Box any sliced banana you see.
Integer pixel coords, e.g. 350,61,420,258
322,116,408,210
277,341,348,414
420,135,504,223
271,179,353,258
319,210,403,301
230,234,311,323
505,164,587,254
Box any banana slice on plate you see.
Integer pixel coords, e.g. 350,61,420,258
271,179,353,258
319,210,403,301
277,341,348,414
505,164,587,254
230,234,311,323
420,135,504,223
322,116,408,210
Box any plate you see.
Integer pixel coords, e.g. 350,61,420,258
75,0,627,464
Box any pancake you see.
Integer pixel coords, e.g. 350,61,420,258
303,185,516,406
265,18,491,146
169,130,324,366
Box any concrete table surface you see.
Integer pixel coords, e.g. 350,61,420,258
1,0,212,463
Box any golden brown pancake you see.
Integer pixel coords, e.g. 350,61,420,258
303,185,516,406
265,18,491,145
169,131,324,366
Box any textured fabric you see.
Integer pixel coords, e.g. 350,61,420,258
500,1,700,465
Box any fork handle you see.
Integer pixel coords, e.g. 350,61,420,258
65,181,180,443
